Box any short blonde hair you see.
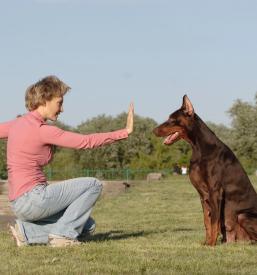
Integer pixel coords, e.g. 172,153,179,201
25,75,71,111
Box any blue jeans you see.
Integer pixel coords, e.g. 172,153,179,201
10,177,102,244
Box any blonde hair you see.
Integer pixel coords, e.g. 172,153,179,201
25,75,71,111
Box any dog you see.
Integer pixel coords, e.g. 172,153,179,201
153,95,257,246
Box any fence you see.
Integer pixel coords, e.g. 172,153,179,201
44,168,174,181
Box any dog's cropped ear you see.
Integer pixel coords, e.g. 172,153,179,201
182,95,194,116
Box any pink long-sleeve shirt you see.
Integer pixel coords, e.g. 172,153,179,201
0,111,128,200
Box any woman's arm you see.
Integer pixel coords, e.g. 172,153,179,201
39,126,129,149
0,120,16,139
40,103,134,149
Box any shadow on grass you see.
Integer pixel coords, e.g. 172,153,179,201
172,227,195,232
80,227,197,242
80,230,157,242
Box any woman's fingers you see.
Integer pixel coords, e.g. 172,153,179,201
126,102,134,135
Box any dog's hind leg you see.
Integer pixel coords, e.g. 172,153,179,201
238,213,257,241
235,222,250,242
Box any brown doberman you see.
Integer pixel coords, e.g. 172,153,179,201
153,95,257,246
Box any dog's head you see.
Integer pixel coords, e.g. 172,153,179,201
153,95,195,145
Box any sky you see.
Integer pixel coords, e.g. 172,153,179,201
0,0,257,127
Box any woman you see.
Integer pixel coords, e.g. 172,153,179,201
0,75,134,247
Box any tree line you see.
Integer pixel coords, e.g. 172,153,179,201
0,94,257,179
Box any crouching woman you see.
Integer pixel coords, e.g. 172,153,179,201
0,75,134,247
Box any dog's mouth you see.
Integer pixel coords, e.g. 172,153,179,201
164,132,180,145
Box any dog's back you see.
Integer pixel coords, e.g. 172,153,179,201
190,114,257,203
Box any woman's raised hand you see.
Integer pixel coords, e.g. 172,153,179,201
126,102,134,135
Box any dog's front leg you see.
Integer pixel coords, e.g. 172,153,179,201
209,212,221,245
200,198,212,245
208,190,224,246
224,206,237,243
200,195,222,246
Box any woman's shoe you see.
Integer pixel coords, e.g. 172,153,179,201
9,223,27,247
48,234,81,247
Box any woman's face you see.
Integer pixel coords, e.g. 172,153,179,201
45,96,64,121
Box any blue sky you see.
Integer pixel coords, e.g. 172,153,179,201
0,0,257,127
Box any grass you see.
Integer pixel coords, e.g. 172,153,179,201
1,176,257,274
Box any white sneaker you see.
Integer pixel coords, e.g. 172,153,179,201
9,223,27,247
48,234,81,247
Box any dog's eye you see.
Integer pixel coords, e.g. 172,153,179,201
169,118,177,124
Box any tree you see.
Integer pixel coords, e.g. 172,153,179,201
206,122,234,148
228,95,257,173
76,113,158,169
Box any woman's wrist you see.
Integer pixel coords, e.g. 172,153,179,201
126,128,131,135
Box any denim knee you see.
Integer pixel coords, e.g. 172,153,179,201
93,178,103,194
82,177,103,193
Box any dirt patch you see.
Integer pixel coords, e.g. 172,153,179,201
101,181,130,197
0,181,14,230
0,215,15,230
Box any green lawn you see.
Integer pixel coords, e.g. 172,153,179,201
1,176,257,274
